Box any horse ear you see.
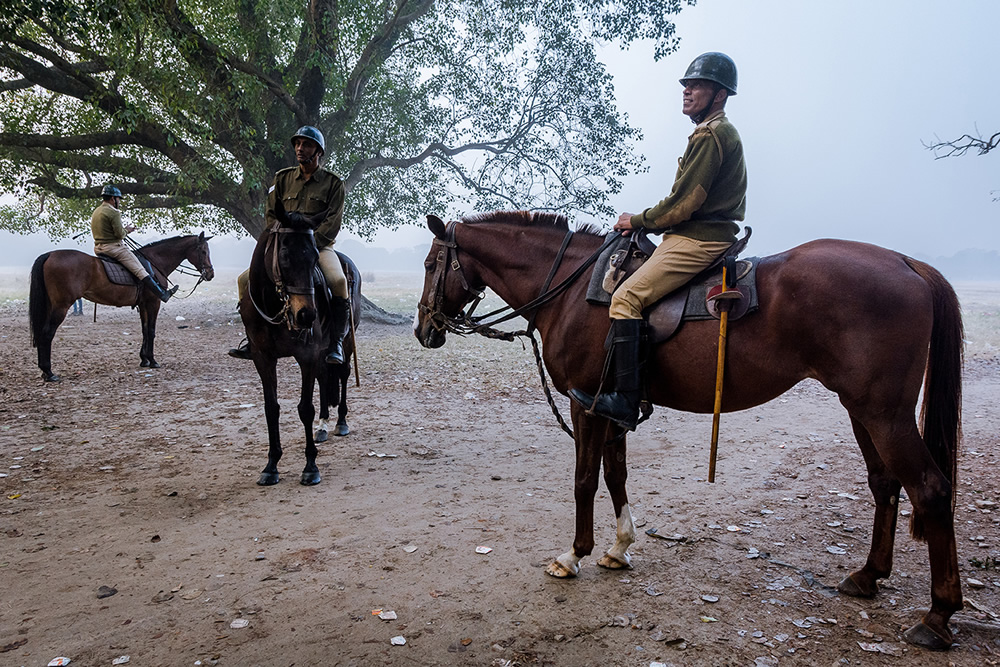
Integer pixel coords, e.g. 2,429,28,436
307,208,329,229
427,214,447,239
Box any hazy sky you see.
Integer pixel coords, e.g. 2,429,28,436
2,0,997,265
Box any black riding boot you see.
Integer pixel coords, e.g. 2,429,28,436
325,297,351,364
228,340,252,359
142,275,178,303
568,319,643,431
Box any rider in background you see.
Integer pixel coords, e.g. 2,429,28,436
229,126,350,364
569,52,747,431
91,185,177,303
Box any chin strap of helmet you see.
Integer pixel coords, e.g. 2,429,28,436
689,83,724,124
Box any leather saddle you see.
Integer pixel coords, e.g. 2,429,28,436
587,227,758,345
97,252,156,287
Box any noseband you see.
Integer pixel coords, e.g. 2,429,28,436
249,226,317,329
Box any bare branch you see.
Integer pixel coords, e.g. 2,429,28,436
924,131,1000,158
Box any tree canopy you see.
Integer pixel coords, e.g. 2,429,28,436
0,0,691,240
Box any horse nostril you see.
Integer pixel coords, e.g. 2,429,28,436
298,309,316,328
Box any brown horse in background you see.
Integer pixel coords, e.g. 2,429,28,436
29,233,215,381
414,211,963,650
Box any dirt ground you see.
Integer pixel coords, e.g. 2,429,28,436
2,269,1000,667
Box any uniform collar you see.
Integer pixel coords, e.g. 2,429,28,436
695,110,726,129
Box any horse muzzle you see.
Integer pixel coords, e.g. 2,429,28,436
414,307,447,349
201,267,215,281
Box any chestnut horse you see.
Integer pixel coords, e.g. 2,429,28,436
239,208,361,486
29,232,215,381
414,211,963,650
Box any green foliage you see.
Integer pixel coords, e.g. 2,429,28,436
0,0,692,240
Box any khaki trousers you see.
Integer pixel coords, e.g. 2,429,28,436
609,234,733,320
237,243,348,301
94,240,149,281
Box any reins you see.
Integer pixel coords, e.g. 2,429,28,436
423,223,622,439
248,227,317,328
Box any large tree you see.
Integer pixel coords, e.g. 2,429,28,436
0,0,691,240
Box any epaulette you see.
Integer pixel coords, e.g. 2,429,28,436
275,166,298,176
693,120,724,162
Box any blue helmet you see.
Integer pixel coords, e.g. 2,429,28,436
291,126,325,155
101,184,122,198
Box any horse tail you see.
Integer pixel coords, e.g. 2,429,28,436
29,253,52,348
905,256,963,541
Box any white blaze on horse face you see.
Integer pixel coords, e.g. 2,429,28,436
605,503,636,567
412,308,420,335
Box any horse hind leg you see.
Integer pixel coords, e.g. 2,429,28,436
334,365,350,436
837,416,901,599
597,433,634,570
849,413,961,649
38,307,70,382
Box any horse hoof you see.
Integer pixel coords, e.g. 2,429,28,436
315,429,328,443
140,359,150,367
837,573,877,598
334,423,350,437
903,621,952,650
545,561,578,578
300,472,321,486
42,373,61,383
147,360,161,369
597,553,632,570
256,472,279,486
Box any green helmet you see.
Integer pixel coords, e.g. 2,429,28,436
101,185,122,198
291,126,325,155
679,52,737,95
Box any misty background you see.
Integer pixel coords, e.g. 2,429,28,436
1,0,997,281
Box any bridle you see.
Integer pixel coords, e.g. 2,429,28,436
419,221,485,337
418,220,621,437
249,226,317,329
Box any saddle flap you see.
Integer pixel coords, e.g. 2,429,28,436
98,255,141,286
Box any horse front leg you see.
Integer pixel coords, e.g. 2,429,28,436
138,301,160,368
837,417,900,599
597,432,634,570
546,405,608,578
299,367,320,485
256,358,283,485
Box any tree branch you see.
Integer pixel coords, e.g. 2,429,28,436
924,131,1000,158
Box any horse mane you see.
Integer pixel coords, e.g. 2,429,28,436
140,234,194,249
460,210,609,237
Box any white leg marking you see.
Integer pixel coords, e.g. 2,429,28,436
549,549,582,577
603,503,635,568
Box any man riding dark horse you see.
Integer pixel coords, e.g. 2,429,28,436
569,52,747,431
92,184,178,302
229,126,351,364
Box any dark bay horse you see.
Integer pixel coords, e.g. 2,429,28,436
414,211,963,650
29,233,215,381
239,209,361,486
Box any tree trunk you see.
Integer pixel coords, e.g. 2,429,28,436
358,294,410,325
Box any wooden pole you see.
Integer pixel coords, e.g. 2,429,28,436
349,298,360,387
708,266,732,483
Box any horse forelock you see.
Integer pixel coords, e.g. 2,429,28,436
459,210,608,238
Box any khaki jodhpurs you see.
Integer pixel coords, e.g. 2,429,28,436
237,243,348,301
94,240,149,281
609,234,733,320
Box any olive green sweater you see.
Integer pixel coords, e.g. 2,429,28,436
631,111,746,243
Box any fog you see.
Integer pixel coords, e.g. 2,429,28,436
1,0,996,269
